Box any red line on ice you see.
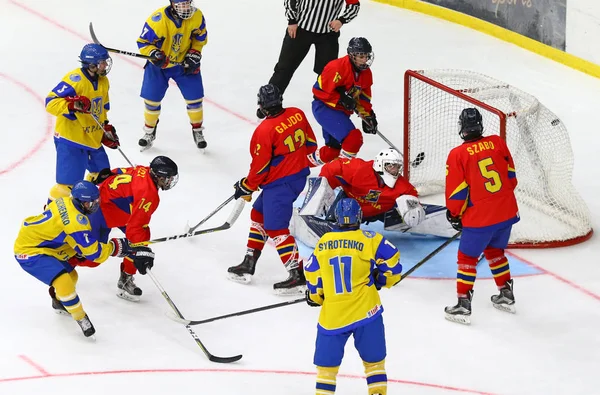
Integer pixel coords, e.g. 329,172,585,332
3,357,497,394
9,0,256,126
0,72,53,176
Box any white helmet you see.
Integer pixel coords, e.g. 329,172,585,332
373,148,403,188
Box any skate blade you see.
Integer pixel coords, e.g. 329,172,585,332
139,145,153,152
116,290,141,302
493,303,516,314
444,313,471,325
273,285,307,296
227,272,252,284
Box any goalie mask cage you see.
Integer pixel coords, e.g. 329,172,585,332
403,69,593,248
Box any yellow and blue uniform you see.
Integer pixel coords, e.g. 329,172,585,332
45,67,110,197
305,228,401,395
137,5,208,128
14,197,115,320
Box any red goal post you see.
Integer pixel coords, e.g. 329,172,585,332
403,69,593,248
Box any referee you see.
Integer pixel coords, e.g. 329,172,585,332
264,0,360,110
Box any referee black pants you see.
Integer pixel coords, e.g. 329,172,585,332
269,27,340,94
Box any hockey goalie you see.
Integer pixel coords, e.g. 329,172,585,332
291,148,456,247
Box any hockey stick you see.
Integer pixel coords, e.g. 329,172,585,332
135,199,245,246
147,270,243,363
185,195,235,235
88,113,135,167
174,231,462,326
395,231,462,284
89,22,154,60
354,110,426,169
168,297,306,326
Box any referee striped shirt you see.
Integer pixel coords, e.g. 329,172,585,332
284,0,360,34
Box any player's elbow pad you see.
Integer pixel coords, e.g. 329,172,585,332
396,195,425,227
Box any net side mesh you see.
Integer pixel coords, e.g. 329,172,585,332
405,69,592,247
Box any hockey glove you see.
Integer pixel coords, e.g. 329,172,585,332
305,289,322,307
149,49,170,68
233,178,254,202
101,121,120,149
183,49,202,75
446,209,463,231
362,111,378,134
371,269,383,290
337,88,357,112
110,238,132,258
66,95,91,113
132,246,155,275
93,168,115,185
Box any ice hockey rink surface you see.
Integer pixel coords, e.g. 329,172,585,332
1,0,599,394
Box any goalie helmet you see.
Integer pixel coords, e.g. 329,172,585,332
170,0,196,20
71,180,100,215
373,148,403,188
334,198,362,228
459,108,484,141
257,84,283,117
79,44,112,76
347,37,374,71
150,156,179,191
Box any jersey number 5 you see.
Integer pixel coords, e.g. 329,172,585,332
329,256,353,294
283,129,306,153
478,157,502,193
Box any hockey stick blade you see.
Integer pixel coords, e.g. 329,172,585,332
148,271,242,363
166,297,306,326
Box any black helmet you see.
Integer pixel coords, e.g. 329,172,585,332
347,37,374,70
459,108,484,141
150,156,179,190
257,84,283,117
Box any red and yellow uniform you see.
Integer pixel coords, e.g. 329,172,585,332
446,134,518,227
99,166,159,274
445,134,519,297
320,158,417,219
312,55,373,118
244,107,317,190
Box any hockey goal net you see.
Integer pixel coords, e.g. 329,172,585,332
404,69,593,248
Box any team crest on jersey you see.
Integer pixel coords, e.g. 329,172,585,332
363,190,381,203
171,33,183,53
90,97,103,119
152,12,162,22
362,230,375,238
69,74,82,82
76,214,88,226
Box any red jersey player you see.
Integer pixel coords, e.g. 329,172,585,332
444,108,519,325
320,149,424,225
228,84,317,295
310,37,378,165
76,156,179,302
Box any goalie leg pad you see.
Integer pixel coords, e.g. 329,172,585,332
299,177,336,216
290,209,335,248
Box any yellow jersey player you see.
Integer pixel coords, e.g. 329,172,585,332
305,198,402,395
45,44,120,204
136,0,208,151
14,181,155,338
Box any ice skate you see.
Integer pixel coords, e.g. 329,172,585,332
139,122,158,152
227,250,260,284
76,314,96,338
117,271,143,302
273,266,306,296
491,279,516,314
192,123,207,149
444,290,473,325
